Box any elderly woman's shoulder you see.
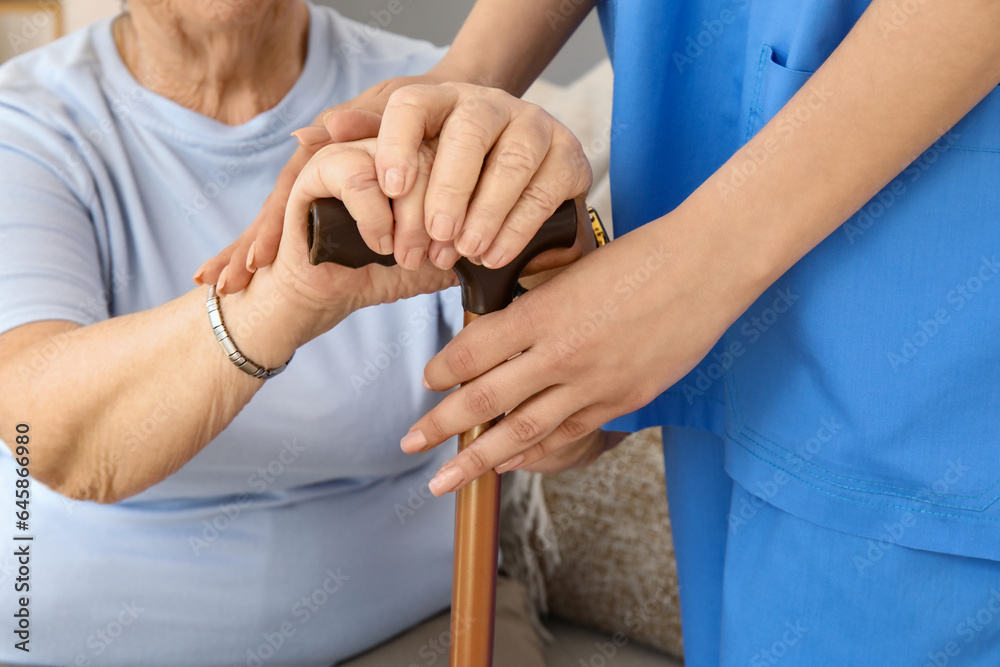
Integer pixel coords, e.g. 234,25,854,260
0,19,113,128
1,21,107,90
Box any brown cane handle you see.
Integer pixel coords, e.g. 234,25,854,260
308,198,579,314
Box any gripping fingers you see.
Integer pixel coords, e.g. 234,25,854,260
482,137,592,269
392,144,435,270
455,111,554,258
377,84,461,199
289,143,394,255
404,350,549,454
426,387,588,496
421,303,538,392
497,406,608,473
423,92,514,244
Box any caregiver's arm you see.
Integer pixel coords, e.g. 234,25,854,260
0,141,452,504
409,0,1000,495
422,0,595,98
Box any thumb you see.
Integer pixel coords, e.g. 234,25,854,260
323,108,383,143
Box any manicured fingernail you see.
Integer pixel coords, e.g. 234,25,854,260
290,126,330,146
192,265,206,285
216,267,229,295
384,168,404,197
403,247,425,270
429,466,466,496
431,246,460,270
495,454,526,473
400,430,427,454
422,375,431,390
483,247,509,269
430,214,455,241
455,229,482,257
246,242,257,273
378,235,393,255
322,110,336,127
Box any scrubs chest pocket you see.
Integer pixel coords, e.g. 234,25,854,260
724,44,1000,514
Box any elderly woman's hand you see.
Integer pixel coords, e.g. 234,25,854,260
196,81,592,293
264,138,457,330
193,71,453,294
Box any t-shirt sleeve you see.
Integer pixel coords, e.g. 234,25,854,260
0,113,108,337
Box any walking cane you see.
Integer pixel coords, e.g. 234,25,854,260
307,198,578,666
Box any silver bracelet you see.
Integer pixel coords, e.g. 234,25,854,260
206,285,292,380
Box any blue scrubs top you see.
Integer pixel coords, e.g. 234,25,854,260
599,0,1000,561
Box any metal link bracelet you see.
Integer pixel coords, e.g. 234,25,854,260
206,285,292,380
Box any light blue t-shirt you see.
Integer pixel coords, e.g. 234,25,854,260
0,4,465,665
600,0,1000,560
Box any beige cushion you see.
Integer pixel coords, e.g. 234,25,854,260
540,428,684,660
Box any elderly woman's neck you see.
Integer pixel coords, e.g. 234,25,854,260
113,2,310,126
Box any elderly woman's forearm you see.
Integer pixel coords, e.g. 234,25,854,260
0,268,332,503
437,0,596,95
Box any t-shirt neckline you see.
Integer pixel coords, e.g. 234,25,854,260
89,4,330,148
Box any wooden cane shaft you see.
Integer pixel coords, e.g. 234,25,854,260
450,311,502,667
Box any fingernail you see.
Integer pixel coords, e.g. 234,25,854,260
322,110,338,128
290,126,330,146
403,247,425,270
469,255,483,266
384,168,404,197
495,454,526,473
429,466,466,496
216,267,229,295
432,246,460,270
455,229,482,257
482,247,508,269
422,376,431,390
400,430,427,454
246,242,257,273
430,214,455,242
378,235,393,255
192,266,206,285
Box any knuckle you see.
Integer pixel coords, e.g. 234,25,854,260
340,169,381,196
520,103,555,130
443,117,494,154
431,180,473,204
463,446,494,474
386,85,428,112
495,223,531,249
465,384,502,419
506,413,543,444
531,439,554,460
423,412,449,442
519,182,562,216
557,417,589,441
492,141,541,176
444,342,477,378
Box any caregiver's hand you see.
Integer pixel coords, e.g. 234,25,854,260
405,218,752,497
514,428,628,474
373,82,592,270
193,71,455,293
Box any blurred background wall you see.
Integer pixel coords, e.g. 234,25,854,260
0,0,606,84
